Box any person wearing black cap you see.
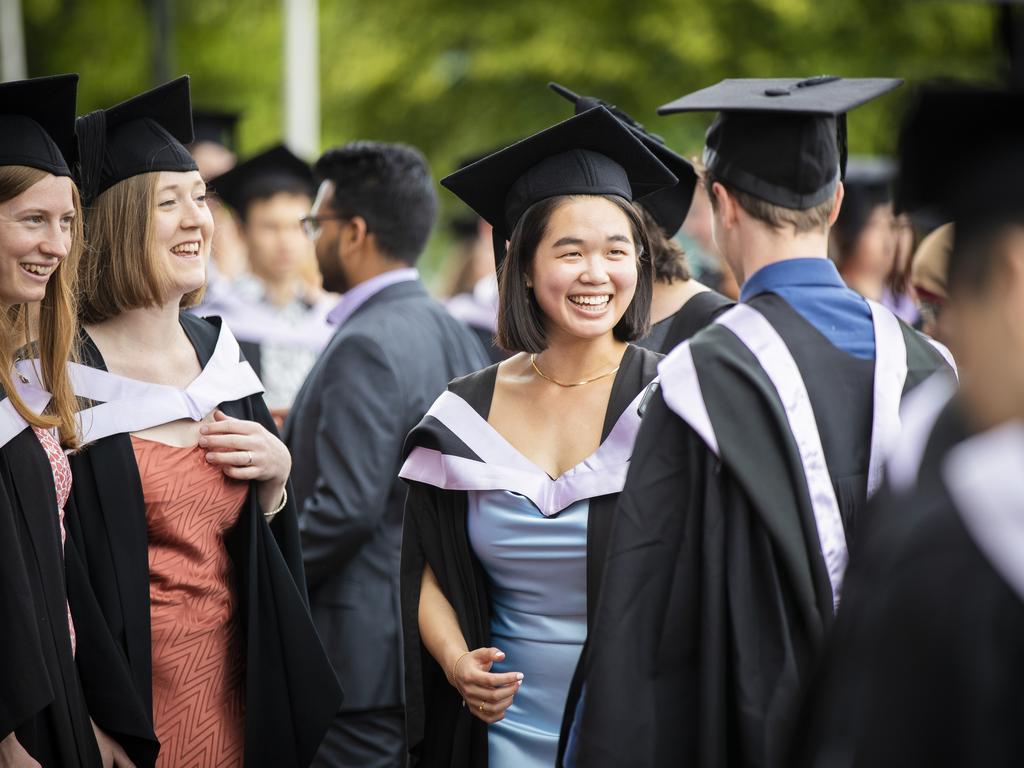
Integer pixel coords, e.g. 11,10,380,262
209,144,334,417
396,106,674,768
442,149,506,366
788,82,1024,768
561,78,956,768
549,82,734,352
67,76,343,768
0,73,147,768
188,108,250,291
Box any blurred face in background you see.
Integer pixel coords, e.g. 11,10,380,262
244,192,313,284
846,202,898,286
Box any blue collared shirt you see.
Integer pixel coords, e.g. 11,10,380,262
740,258,875,360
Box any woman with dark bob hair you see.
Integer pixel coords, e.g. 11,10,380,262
398,107,677,768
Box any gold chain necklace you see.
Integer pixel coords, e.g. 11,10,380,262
530,353,620,388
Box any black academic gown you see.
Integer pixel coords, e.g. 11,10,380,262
637,289,735,354
789,398,1024,767
65,313,344,768
0,426,101,767
399,344,661,768
562,294,951,768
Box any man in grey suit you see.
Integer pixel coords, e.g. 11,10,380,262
285,141,489,767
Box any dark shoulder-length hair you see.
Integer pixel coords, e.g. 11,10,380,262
496,194,653,354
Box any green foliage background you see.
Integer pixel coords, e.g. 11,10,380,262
22,0,1000,274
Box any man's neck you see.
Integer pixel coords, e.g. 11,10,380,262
345,260,413,292
254,271,299,307
730,225,830,287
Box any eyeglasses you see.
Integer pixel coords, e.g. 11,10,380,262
300,214,346,240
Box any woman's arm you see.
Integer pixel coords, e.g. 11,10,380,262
418,563,523,724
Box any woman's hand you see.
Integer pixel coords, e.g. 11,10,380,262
91,720,135,768
448,647,523,725
0,733,42,768
199,410,290,514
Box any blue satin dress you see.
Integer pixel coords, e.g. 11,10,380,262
467,488,589,768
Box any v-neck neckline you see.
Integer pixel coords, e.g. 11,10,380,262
474,345,638,481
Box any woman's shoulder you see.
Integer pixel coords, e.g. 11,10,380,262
447,361,501,405
626,342,663,384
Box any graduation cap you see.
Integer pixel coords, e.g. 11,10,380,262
548,82,697,238
659,77,902,209
75,76,198,204
0,74,79,177
441,106,678,266
896,83,1024,227
209,143,314,218
191,109,240,151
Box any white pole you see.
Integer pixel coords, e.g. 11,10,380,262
0,0,27,82
283,0,320,159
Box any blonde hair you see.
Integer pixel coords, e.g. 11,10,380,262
0,165,82,448
80,172,203,325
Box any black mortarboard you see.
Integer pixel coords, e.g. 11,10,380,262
896,83,1024,286
441,106,677,266
0,74,79,177
191,109,240,151
659,77,902,209
210,143,314,217
75,76,197,204
896,84,1024,228
548,82,697,238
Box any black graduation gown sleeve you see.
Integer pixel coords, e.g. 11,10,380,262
563,387,832,768
788,477,1024,767
0,428,102,767
400,346,661,767
66,314,343,768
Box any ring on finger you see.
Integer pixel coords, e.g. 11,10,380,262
246,450,253,466
479,702,485,713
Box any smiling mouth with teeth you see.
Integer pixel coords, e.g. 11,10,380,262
568,294,612,309
170,241,202,256
21,263,55,276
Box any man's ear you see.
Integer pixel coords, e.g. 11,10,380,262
827,181,845,227
343,215,368,250
712,181,738,230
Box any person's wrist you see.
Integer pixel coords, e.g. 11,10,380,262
445,646,471,686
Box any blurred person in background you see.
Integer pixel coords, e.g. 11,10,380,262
189,110,249,286
285,140,488,768
829,158,899,303
549,83,733,353
211,144,334,419
884,211,920,324
911,222,953,344
442,153,505,364
789,82,1023,768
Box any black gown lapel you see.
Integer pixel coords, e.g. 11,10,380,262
1,428,101,767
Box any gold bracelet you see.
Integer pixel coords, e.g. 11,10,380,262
264,487,287,522
449,650,472,687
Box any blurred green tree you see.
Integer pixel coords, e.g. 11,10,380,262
22,0,999,275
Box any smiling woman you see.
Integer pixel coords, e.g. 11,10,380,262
398,106,677,768
66,76,343,768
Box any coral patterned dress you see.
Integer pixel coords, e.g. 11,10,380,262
131,436,248,768
32,426,76,655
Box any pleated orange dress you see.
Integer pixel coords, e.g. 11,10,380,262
131,435,248,768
